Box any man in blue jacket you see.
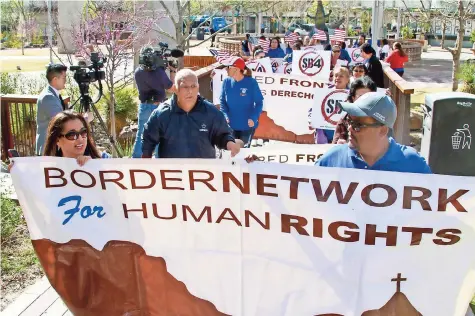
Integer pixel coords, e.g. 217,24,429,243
141,69,242,158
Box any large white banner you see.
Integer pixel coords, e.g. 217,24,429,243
11,157,475,316
291,50,331,81
213,69,329,135
221,144,334,165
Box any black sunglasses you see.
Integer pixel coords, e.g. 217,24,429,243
61,128,88,140
347,118,384,132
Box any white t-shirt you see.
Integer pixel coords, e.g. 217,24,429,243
382,44,390,54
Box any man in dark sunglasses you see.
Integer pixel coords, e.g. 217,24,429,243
316,92,431,174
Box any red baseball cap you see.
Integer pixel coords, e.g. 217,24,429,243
222,56,246,70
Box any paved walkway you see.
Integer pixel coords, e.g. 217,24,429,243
404,48,474,85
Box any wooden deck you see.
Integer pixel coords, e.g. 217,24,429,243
1,276,71,316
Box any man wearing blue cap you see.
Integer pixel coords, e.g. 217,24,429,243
316,92,431,174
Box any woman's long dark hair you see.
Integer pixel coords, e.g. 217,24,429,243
394,42,406,57
43,111,101,158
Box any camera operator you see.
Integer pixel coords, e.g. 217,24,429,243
132,46,178,158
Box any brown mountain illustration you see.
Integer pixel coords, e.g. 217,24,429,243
361,292,422,316
214,104,315,143
361,273,422,316
254,111,316,144
33,239,229,316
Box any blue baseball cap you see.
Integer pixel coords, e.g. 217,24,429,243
339,92,397,128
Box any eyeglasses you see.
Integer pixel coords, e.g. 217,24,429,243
353,69,365,73
60,128,88,140
347,118,384,132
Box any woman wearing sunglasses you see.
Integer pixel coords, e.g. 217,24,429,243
350,63,368,83
43,111,104,166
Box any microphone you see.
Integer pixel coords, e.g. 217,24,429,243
170,49,185,58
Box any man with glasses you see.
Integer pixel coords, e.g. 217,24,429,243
316,92,431,174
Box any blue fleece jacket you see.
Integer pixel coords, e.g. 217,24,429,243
141,95,234,158
220,76,264,131
339,49,351,64
266,47,286,58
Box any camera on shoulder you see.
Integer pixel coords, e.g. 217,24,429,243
139,43,184,71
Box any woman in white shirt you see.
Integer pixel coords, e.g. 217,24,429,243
380,38,390,60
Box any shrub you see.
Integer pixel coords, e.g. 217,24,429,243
95,86,138,136
457,61,475,94
31,31,45,46
401,26,414,40
1,195,22,241
347,28,358,37
2,31,22,48
470,30,475,43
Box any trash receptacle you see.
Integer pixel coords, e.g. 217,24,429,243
196,27,205,41
420,92,475,176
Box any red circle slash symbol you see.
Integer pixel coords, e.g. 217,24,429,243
284,63,292,74
248,61,266,73
299,51,325,77
320,90,350,126
351,49,364,63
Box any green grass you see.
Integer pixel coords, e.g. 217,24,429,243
1,186,42,298
0,59,59,72
471,296,475,313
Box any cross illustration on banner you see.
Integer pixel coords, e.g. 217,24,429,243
391,273,407,292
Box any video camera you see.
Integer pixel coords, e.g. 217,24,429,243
68,52,123,157
139,42,184,70
70,52,106,84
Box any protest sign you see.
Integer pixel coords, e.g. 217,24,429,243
246,57,273,73
291,50,331,81
213,69,328,137
270,58,283,72
303,45,324,51
221,144,334,164
347,47,365,65
275,62,292,74
336,59,349,67
311,88,349,129
11,157,475,316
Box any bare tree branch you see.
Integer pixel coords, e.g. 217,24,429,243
159,0,177,24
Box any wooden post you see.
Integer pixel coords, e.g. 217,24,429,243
1,100,14,160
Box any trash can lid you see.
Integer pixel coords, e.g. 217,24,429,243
425,92,475,107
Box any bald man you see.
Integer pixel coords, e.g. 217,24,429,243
141,69,242,158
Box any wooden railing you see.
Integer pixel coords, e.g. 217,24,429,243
1,95,38,160
383,66,413,145
183,56,216,69
1,95,71,161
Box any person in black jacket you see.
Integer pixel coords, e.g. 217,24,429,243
141,69,242,158
360,43,384,88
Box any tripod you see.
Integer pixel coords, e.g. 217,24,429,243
70,82,123,157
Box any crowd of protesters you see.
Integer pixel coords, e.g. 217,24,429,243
16,29,422,176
